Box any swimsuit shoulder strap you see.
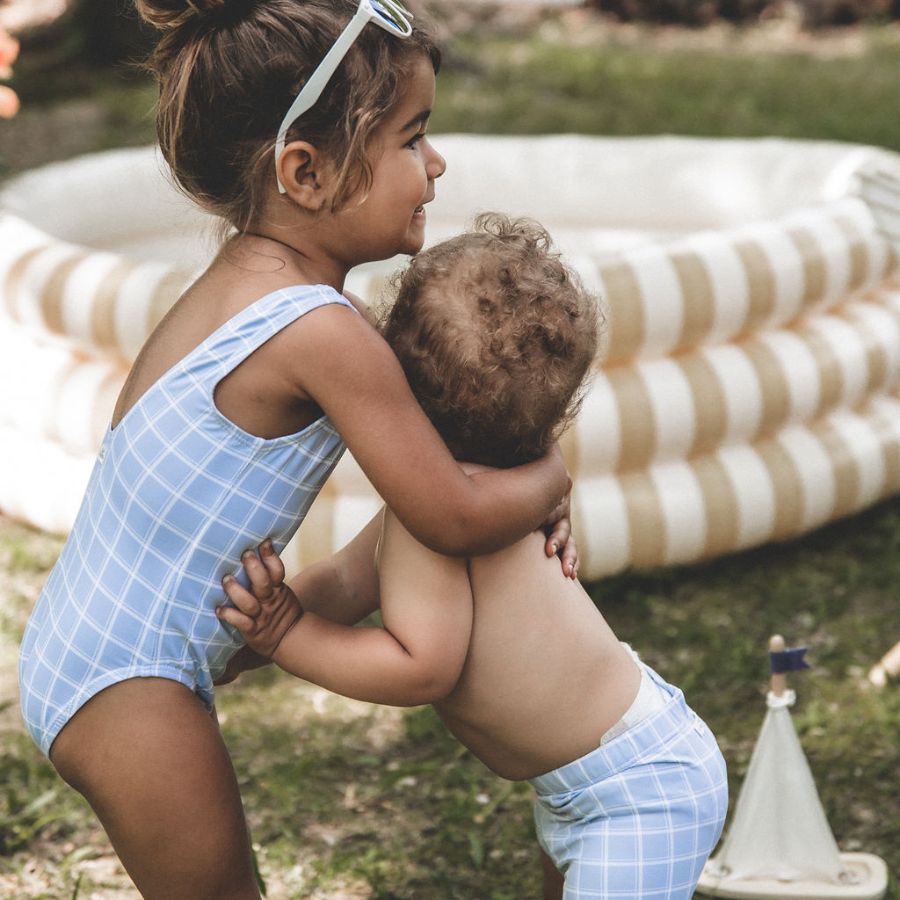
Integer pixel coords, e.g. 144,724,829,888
183,284,356,387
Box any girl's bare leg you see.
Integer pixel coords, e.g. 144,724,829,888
541,846,564,900
50,677,260,900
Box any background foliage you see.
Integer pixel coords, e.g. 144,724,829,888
588,0,900,27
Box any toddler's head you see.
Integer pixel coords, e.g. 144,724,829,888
136,0,439,230
383,214,600,468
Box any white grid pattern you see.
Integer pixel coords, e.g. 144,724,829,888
19,285,351,755
531,664,728,898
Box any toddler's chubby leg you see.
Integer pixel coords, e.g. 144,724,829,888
50,677,260,900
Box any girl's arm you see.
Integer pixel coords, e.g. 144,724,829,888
217,514,472,707
284,305,568,557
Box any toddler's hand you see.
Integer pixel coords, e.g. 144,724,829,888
544,478,578,579
217,541,303,657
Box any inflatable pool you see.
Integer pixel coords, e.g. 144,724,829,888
1,135,899,579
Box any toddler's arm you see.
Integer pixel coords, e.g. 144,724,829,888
215,512,384,686
285,510,383,625
218,514,472,707
287,306,569,558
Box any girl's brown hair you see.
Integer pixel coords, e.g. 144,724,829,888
136,0,440,231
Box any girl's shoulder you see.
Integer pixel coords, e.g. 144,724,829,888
210,282,359,339
248,283,374,372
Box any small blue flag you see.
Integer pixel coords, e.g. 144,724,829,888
769,647,810,674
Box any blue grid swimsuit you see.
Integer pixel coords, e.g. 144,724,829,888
531,662,728,899
19,285,353,756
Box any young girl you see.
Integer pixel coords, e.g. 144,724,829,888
17,3,573,897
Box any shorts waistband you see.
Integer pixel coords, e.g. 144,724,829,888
528,661,693,797
599,649,670,745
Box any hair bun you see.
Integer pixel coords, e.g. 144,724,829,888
136,0,254,30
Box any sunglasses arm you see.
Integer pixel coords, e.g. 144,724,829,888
274,6,370,191
273,0,413,194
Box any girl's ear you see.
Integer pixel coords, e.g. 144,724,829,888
277,141,332,211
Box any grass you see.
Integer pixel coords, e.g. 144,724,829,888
1,500,898,897
433,26,900,150
1,12,899,898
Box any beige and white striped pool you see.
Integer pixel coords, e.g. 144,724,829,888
1,135,898,578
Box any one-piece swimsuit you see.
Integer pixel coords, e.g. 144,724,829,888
19,284,353,755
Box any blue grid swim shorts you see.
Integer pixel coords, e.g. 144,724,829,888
19,285,353,756
531,662,728,899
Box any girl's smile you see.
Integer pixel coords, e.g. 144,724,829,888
335,54,446,261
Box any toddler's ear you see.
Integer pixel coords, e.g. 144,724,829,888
278,141,331,212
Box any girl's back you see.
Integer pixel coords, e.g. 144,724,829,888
433,531,641,781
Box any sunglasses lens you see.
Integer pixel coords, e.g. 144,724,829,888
371,0,410,33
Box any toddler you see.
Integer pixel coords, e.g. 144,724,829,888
221,214,729,899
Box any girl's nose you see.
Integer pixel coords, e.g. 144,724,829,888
425,138,446,180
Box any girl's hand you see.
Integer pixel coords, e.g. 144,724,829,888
217,542,303,657
544,478,578,579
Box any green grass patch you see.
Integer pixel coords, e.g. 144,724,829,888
210,500,900,896
1,496,898,896
589,500,900,893
433,31,900,150
5,23,900,177
0,735,85,857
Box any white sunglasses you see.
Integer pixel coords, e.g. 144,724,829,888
274,0,414,194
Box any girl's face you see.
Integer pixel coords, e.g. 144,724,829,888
336,54,446,261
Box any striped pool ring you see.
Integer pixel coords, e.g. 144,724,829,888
596,199,896,363
7,391,900,578
3,138,899,363
3,137,900,580
582,291,900,473
0,425,94,536
0,212,193,361
276,392,900,577
574,393,900,574
0,319,125,456
5,290,900,473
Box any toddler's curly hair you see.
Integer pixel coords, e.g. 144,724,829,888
383,213,600,468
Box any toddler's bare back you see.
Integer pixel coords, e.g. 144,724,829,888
431,531,641,781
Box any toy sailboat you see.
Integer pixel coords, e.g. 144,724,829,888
696,636,888,900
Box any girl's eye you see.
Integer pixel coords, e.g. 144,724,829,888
406,132,426,150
